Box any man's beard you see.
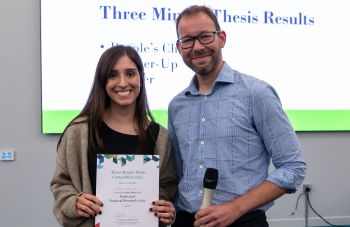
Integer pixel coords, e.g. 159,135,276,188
186,49,220,76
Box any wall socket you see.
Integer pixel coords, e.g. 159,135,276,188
303,184,311,193
0,149,15,161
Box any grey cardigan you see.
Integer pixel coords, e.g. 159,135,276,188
50,122,178,227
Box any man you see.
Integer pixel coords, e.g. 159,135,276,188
168,5,306,227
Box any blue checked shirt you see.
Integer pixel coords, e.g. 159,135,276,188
168,63,306,213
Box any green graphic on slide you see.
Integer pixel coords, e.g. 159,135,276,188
42,110,168,134
42,110,350,133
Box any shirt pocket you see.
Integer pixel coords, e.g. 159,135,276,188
173,103,201,142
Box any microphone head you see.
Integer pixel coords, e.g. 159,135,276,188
203,168,218,189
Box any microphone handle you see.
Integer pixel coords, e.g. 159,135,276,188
200,188,215,209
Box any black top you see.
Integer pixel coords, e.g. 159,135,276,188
88,121,160,195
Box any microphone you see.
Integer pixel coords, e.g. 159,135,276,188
200,168,218,209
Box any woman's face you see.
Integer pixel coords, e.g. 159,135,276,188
105,55,141,110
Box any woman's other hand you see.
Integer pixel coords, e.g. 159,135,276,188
75,192,103,218
150,200,176,224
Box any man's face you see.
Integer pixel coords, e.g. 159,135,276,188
176,12,226,77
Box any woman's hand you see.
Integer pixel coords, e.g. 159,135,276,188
75,192,103,218
150,200,176,224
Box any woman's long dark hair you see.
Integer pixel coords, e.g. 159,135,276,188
57,45,154,153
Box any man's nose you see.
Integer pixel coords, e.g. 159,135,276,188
192,38,205,50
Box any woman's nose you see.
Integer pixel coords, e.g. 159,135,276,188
118,75,127,86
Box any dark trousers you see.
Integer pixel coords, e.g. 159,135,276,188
172,210,269,227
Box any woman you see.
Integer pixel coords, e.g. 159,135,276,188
50,45,177,226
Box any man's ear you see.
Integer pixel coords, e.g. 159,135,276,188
176,42,182,54
218,30,227,48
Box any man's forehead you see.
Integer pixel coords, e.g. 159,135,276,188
177,14,216,36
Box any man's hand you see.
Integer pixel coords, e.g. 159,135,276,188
194,202,242,227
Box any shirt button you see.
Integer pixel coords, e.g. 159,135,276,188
200,141,204,145
201,118,205,122
199,190,203,194
204,96,207,100
199,165,203,169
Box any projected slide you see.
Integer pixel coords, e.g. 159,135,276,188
41,0,350,133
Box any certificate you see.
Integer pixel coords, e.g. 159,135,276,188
95,154,159,227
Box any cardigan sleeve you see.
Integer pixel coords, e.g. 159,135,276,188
157,126,178,202
50,123,94,227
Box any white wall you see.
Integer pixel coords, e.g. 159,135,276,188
268,132,350,226
0,0,60,226
0,0,349,226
